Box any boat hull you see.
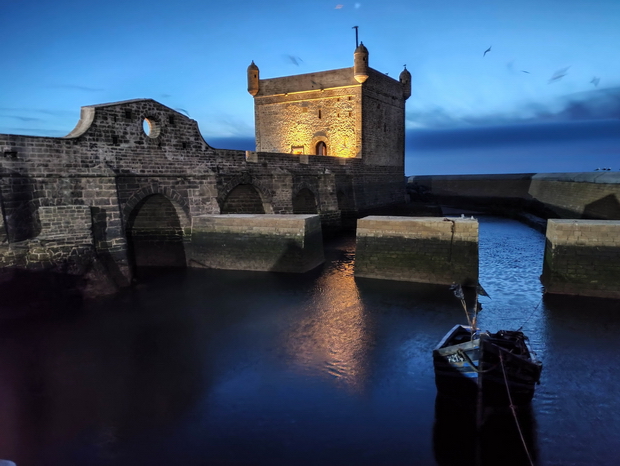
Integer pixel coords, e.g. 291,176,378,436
433,325,542,405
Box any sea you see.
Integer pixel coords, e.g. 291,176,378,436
1,215,619,466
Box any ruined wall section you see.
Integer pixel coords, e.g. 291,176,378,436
0,97,406,297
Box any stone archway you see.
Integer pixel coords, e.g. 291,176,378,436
221,184,265,214
125,193,188,271
293,187,318,214
219,173,274,214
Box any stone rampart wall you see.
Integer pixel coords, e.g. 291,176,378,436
355,216,478,286
189,214,324,273
410,173,620,220
0,98,404,298
0,205,93,268
542,219,620,299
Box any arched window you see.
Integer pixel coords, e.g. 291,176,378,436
316,141,327,156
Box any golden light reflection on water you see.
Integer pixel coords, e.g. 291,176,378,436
283,253,372,394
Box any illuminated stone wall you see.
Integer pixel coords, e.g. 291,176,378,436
190,214,324,273
252,66,406,168
542,219,620,299
254,68,362,158
355,216,479,286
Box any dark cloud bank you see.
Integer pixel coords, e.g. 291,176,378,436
405,86,620,175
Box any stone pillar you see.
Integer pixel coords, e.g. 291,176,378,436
318,173,341,232
542,219,620,298
189,214,324,273
187,174,220,217
83,177,131,287
355,216,478,286
271,173,294,214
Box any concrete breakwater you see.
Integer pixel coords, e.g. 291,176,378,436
3,209,620,304
354,216,479,286
542,219,620,299
409,172,620,221
190,214,324,273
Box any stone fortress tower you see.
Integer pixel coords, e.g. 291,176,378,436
247,44,411,167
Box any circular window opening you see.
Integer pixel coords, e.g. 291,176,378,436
142,117,161,138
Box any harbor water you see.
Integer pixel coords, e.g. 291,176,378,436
1,216,620,465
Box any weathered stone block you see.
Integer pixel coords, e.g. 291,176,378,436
355,216,478,286
542,219,620,298
189,214,324,273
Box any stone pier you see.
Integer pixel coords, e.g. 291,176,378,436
354,216,478,286
542,219,620,299
189,214,324,273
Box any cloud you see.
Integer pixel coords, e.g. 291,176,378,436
406,119,620,153
532,87,620,121
46,84,104,92
201,113,254,138
0,127,67,137
6,116,44,122
407,86,620,129
206,136,255,151
0,107,76,117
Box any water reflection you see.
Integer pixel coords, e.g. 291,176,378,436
0,285,207,465
433,395,538,466
284,242,371,394
2,217,620,465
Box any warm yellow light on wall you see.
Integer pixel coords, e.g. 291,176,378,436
330,135,356,158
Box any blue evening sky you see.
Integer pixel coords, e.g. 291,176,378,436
1,0,619,175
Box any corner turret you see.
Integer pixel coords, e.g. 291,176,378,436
399,66,411,100
353,43,369,84
247,61,260,96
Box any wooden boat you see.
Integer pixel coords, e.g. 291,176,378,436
433,323,543,405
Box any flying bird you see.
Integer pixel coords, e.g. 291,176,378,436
521,70,530,74
284,55,303,66
591,76,600,87
548,66,570,83
483,46,492,57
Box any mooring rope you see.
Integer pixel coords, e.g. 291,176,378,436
445,218,455,263
456,349,497,373
516,297,543,332
499,352,534,466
